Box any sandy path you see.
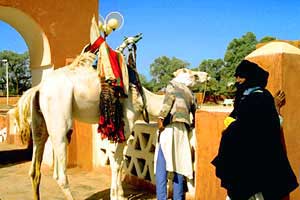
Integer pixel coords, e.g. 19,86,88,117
0,143,156,200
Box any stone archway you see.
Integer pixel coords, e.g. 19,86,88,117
0,0,98,85
0,6,51,85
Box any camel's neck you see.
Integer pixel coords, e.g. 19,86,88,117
142,87,165,119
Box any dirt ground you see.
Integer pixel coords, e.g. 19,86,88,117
0,143,156,200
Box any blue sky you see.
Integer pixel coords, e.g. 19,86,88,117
1,0,300,80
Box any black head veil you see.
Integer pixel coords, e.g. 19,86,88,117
230,60,269,118
235,60,269,88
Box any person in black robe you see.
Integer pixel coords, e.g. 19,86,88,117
212,60,298,200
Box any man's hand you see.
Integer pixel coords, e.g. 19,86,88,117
274,90,286,114
157,118,165,133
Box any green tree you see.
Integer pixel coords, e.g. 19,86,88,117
224,32,257,75
139,74,154,91
192,59,225,103
259,36,276,43
221,32,258,98
142,32,276,98
220,33,276,98
150,56,189,92
0,50,31,95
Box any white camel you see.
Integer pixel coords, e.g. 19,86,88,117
12,18,208,200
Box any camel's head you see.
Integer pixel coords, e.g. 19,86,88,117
173,68,209,88
116,33,143,53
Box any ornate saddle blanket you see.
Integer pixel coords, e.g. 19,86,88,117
96,40,129,143
98,77,125,143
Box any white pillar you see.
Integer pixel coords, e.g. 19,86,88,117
30,64,53,86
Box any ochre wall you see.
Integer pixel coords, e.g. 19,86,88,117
195,110,227,199
68,120,93,170
0,0,98,68
247,53,300,200
0,96,20,105
0,0,98,169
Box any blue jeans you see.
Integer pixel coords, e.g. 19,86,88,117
156,145,185,200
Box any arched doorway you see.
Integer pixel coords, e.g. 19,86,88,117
0,6,51,86
0,0,98,162
0,21,31,104
0,1,98,85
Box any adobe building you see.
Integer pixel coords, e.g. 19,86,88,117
0,0,98,85
246,41,300,200
195,40,300,199
0,0,99,167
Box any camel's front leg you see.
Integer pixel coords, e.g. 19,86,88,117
109,142,126,200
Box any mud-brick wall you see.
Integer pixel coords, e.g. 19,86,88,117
67,120,93,170
247,45,300,200
0,96,20,105
194,108,300,199
195,110,228,199
0,115,7,129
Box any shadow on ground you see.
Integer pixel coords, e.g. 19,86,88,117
85,187,156,200
0,146,32,167
0,143,157,199
85,189,110,200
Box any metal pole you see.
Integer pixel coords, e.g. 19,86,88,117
1,59,8,105
6,60,8,105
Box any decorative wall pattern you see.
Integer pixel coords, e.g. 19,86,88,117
94,120,196,192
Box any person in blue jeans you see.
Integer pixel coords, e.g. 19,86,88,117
156,144,186,200
155,68,198,200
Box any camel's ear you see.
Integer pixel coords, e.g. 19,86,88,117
90,15,100,44
173,68,180,77
173,71,177,77
173,68,185,77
